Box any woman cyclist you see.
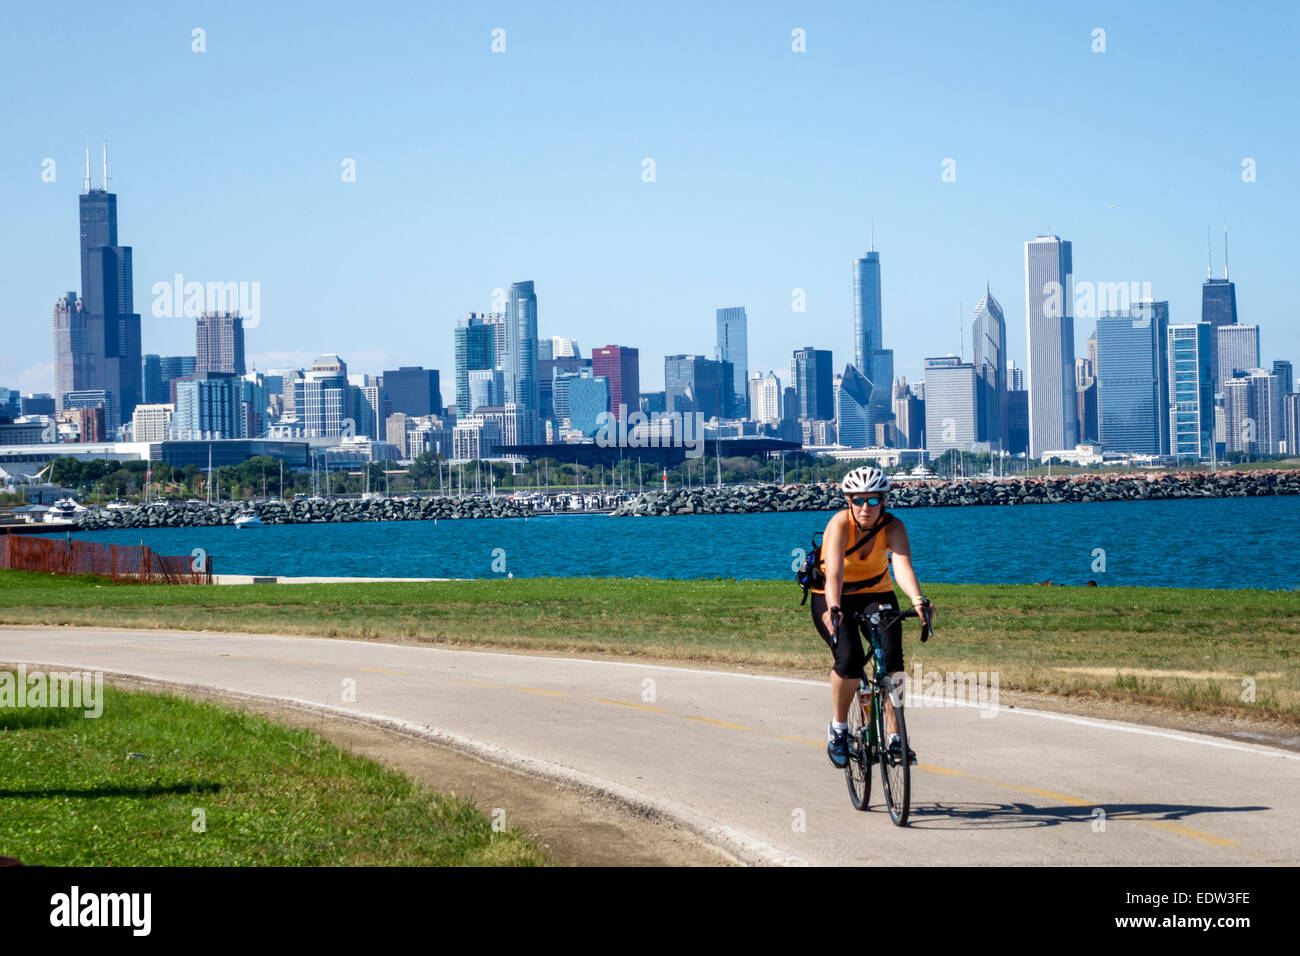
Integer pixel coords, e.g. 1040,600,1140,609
811,465,934,769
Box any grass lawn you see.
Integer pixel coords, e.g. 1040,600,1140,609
1,570,1296,723
0,678,548,866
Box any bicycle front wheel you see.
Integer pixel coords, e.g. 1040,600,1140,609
876,676,910,826
845,687,871,811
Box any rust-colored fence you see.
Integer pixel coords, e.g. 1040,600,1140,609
0,535,213,584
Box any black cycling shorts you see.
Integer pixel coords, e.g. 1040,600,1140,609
811,589,904,679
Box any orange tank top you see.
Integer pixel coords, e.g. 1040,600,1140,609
813,510,892,594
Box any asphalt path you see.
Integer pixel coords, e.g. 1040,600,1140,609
2,626,1296,866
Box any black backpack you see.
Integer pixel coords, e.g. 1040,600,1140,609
796,512,893,605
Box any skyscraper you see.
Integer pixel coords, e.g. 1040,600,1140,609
195,312,246,376
1272,360,1293,397
1168,323,1214,460
1216,324,1260,390
591,346,640,421
65,149,142,429
504,282,539,443
1024,235,1077,457
747,372,781,426
1201,232,1238,397
664,355,730,419
381,366,441,418
922,356,978,457
853,248,883,375
1095,302,1170,455
971,288,1007,450
1224,369,1282,458
715,307,749,418
835,364,874,448
790,347,834,420
455,314,498,417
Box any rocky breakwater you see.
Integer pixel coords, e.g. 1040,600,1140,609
73,495,533,530
609,470,1300,517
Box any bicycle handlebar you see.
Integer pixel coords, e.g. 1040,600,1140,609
846,601,934,643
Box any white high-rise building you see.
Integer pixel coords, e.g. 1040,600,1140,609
1216,324,1260,392
747,371,781,425
131,403,173,443
1024,236,1077,457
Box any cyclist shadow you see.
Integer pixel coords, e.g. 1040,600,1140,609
904,801,1268,831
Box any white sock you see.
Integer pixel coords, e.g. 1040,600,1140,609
829,720,847,740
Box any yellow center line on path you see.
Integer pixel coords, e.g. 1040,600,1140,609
358,667,405,676
789,739,1249,854
443,679,500,688
595,698,669,713
685,715,755,731
515,687,570,697
275,658,331,667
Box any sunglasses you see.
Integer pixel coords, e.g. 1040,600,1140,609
850,496,883,507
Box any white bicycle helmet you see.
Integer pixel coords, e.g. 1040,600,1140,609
841,465,890,494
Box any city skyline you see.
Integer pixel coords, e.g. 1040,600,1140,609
4,3,1297,401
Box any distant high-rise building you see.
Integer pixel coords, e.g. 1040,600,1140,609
1283,394,1300,456
467,369,504,413
1095,301,1170,455
1272,360,1293,397
455,315,498,417
61,390,113,442
142,354,165,405
1168,323,1214,460
716,308,749,418
971,288,1007,450
173,373,241,439
892,377,925,449
567,372,610,436
21,394,56,417
922,356,977,457
791,347,834,421
836,364,876,448
55,155,143,429
1224,369,1283,458
1025,235,1077,456
1201,257,1238,396
664,355,730,419
382,366,441,418
591,346,640,421
1216,325,1260,391
452,415,502,460
1006,391,1029,455
131,403,173,443
639,391,667,415
504,282,539,443
747,372,781,426
549,336,580,359
1005,360,1023,392
853,248,883,375
195,312,246,376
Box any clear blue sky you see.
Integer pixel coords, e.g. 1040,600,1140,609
3,0,1296,398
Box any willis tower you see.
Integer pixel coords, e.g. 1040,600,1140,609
54,145,142,430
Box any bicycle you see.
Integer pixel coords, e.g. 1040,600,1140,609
837,601,932,826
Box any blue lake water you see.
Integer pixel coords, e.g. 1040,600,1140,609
65,495,1300,590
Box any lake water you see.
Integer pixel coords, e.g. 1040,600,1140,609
65,495,1299,591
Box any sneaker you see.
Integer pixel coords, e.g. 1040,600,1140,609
827,725,849,768
886,733,917,766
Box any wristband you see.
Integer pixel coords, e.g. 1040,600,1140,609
830,605,841,613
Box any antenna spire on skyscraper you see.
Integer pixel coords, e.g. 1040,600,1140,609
1223,222,1229,281
83,142,91,194
102,140,110,191
1206,226,1212,279
869,217,875,253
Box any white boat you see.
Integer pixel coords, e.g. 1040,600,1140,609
234,512,263,528
43,497,86,523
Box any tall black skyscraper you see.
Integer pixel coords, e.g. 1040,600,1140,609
55,146,142,429
1202,228,1238,397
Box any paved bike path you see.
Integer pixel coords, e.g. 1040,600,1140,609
2,626,1296,866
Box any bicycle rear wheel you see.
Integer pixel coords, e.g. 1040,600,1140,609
876,675,910,826
845,687,871,811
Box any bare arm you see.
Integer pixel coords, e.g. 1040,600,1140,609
820,512,847,636
888,519,935,621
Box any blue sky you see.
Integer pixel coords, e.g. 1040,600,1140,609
3,0,1296,398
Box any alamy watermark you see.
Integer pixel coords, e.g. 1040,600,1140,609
1040,274,1155,324
906,663,999,717
0,664,104,718
151,273,261,328
594,405,706,458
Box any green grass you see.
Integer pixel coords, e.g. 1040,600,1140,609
1,570,1296,723
0,679,548,866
